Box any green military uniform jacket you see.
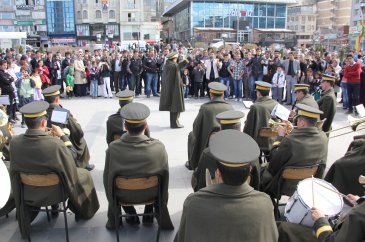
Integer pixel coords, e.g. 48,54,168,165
277,201,365,242
159,59,185,113
298,94,319,108
262,127,328,196
104,133,174,229
0,125,15,217
10,129,99,238
317,88,337,133
325,139,365,196
106,109,150,145
47,103,90,168
174,183,278,242
191,147,261,191
243,96,278,152
188,98,233,169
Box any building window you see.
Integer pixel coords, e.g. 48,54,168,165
301,26,305,31
83,10,88,19
127,0,135,9
353,21,358,26
76,25,90,36
0,12,15,19
302,16,306,22
128,12,135,22
46,0,75,35
96,10,101,18
2,0,11,5
295,16,298,21
109,10,115,18
77,11,82,19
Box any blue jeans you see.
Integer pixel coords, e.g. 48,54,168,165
184,86,190,98
341,82,348,109
145,72,158,96
220,77,231,98
347,83,360,111
119,72,130,91
272,87,283,103
232,78,243,100
90,79,98,97
249,74,263,101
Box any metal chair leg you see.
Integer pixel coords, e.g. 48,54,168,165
114,193,120,242
45,206,50,222
62,200,69,242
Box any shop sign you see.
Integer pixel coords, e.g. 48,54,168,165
16,5,34,10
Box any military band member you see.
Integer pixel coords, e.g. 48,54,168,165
317,74,337,133
106,90,150,145
244,81,278,153
104,103,174,230
187,82,233,170
294,84,319,108
261,104,328,197
175,130,278,242
42,85,94,170
10,101,100,239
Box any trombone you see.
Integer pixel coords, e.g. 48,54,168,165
328,116,365,138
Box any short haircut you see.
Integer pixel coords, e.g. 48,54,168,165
0,59,6,66
297,89,308,95
216,162,251,186
44,95,57,104
119,100,131,108
298,115,317,127
25,116,46,129
220,123,241,131
257,89,270,97
346,54,354,59
125,121,146,135
210,92,223,98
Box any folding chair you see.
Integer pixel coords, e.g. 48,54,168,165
113,175,162,242
18,172,69,242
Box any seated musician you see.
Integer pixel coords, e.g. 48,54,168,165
42,85,94,170
175,130,278,242
186,82,233,170
103,102,174,230
10,101,100,239
289,84,319,122
191,110,261,191
261,104,328,197
277,176,365,242
106,90,149,145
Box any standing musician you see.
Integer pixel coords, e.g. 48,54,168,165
187,82,233,170
317,74,337,133
244,81,277,156
106,90,150,145
10,101,99,239
261,104,328,197
42,85,94,171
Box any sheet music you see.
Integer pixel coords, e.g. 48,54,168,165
242,101,253,109
0,95,10,105
51,110,68,124
271,104,290,121
356,104,365,118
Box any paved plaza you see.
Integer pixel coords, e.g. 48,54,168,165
0,95,364,242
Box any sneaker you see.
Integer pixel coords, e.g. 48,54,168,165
153,94,160,97
125,216,140,226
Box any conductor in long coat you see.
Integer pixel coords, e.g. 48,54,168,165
159,52,186,128
10,101,99,239
317,74,337,133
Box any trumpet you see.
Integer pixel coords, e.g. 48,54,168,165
45,127,71,138
259,119,295,138
328,116,365,138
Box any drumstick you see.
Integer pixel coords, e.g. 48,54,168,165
313,181,346,197
312,176,315,207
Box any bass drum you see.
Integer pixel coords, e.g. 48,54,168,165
0,160,15,216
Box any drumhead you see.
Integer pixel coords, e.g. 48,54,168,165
297,178,343,217
0,161,11,209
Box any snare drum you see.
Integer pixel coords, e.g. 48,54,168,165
284,178,343,227
0,159,11,210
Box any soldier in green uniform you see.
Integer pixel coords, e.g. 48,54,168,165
10,101,100,239
159,52,187,128
104,103,174,230
290,84,319,125
317,74,337,133
261,104,328,197
42,85,94,170
244,81,278,155
277,177,365,242
175,130,278,242
0,110,15,217
187,82,233,170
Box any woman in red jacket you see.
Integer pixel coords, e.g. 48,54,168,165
36,60,51,89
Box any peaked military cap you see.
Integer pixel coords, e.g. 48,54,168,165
42,85,61,97
216,110,245,125
209,82,227,95
167,52,178,59
255,81,272,91
120,103,150,124
322,74,336,82
116,90,135,101
210,129,260,167
20,101,49,118
295,103,323,119
294,84,310,92
0,110,8,127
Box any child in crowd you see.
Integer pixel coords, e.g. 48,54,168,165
271,65,285,103
31,69,43,101
182,68,191,99
311,71,322,101
89,61,99,99
192,62,205,99
66,67,75,98
15,68,35,128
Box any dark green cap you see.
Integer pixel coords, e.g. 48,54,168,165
216,110,245,125
295,103,323,119
255,81,272,91
120,103,150,124
210,130,260,167
42,85,61,97
20,101,49,118
167,52,178,59
209,82,227,95
116,90,135,101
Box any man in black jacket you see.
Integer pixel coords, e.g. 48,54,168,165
127,50,143,94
